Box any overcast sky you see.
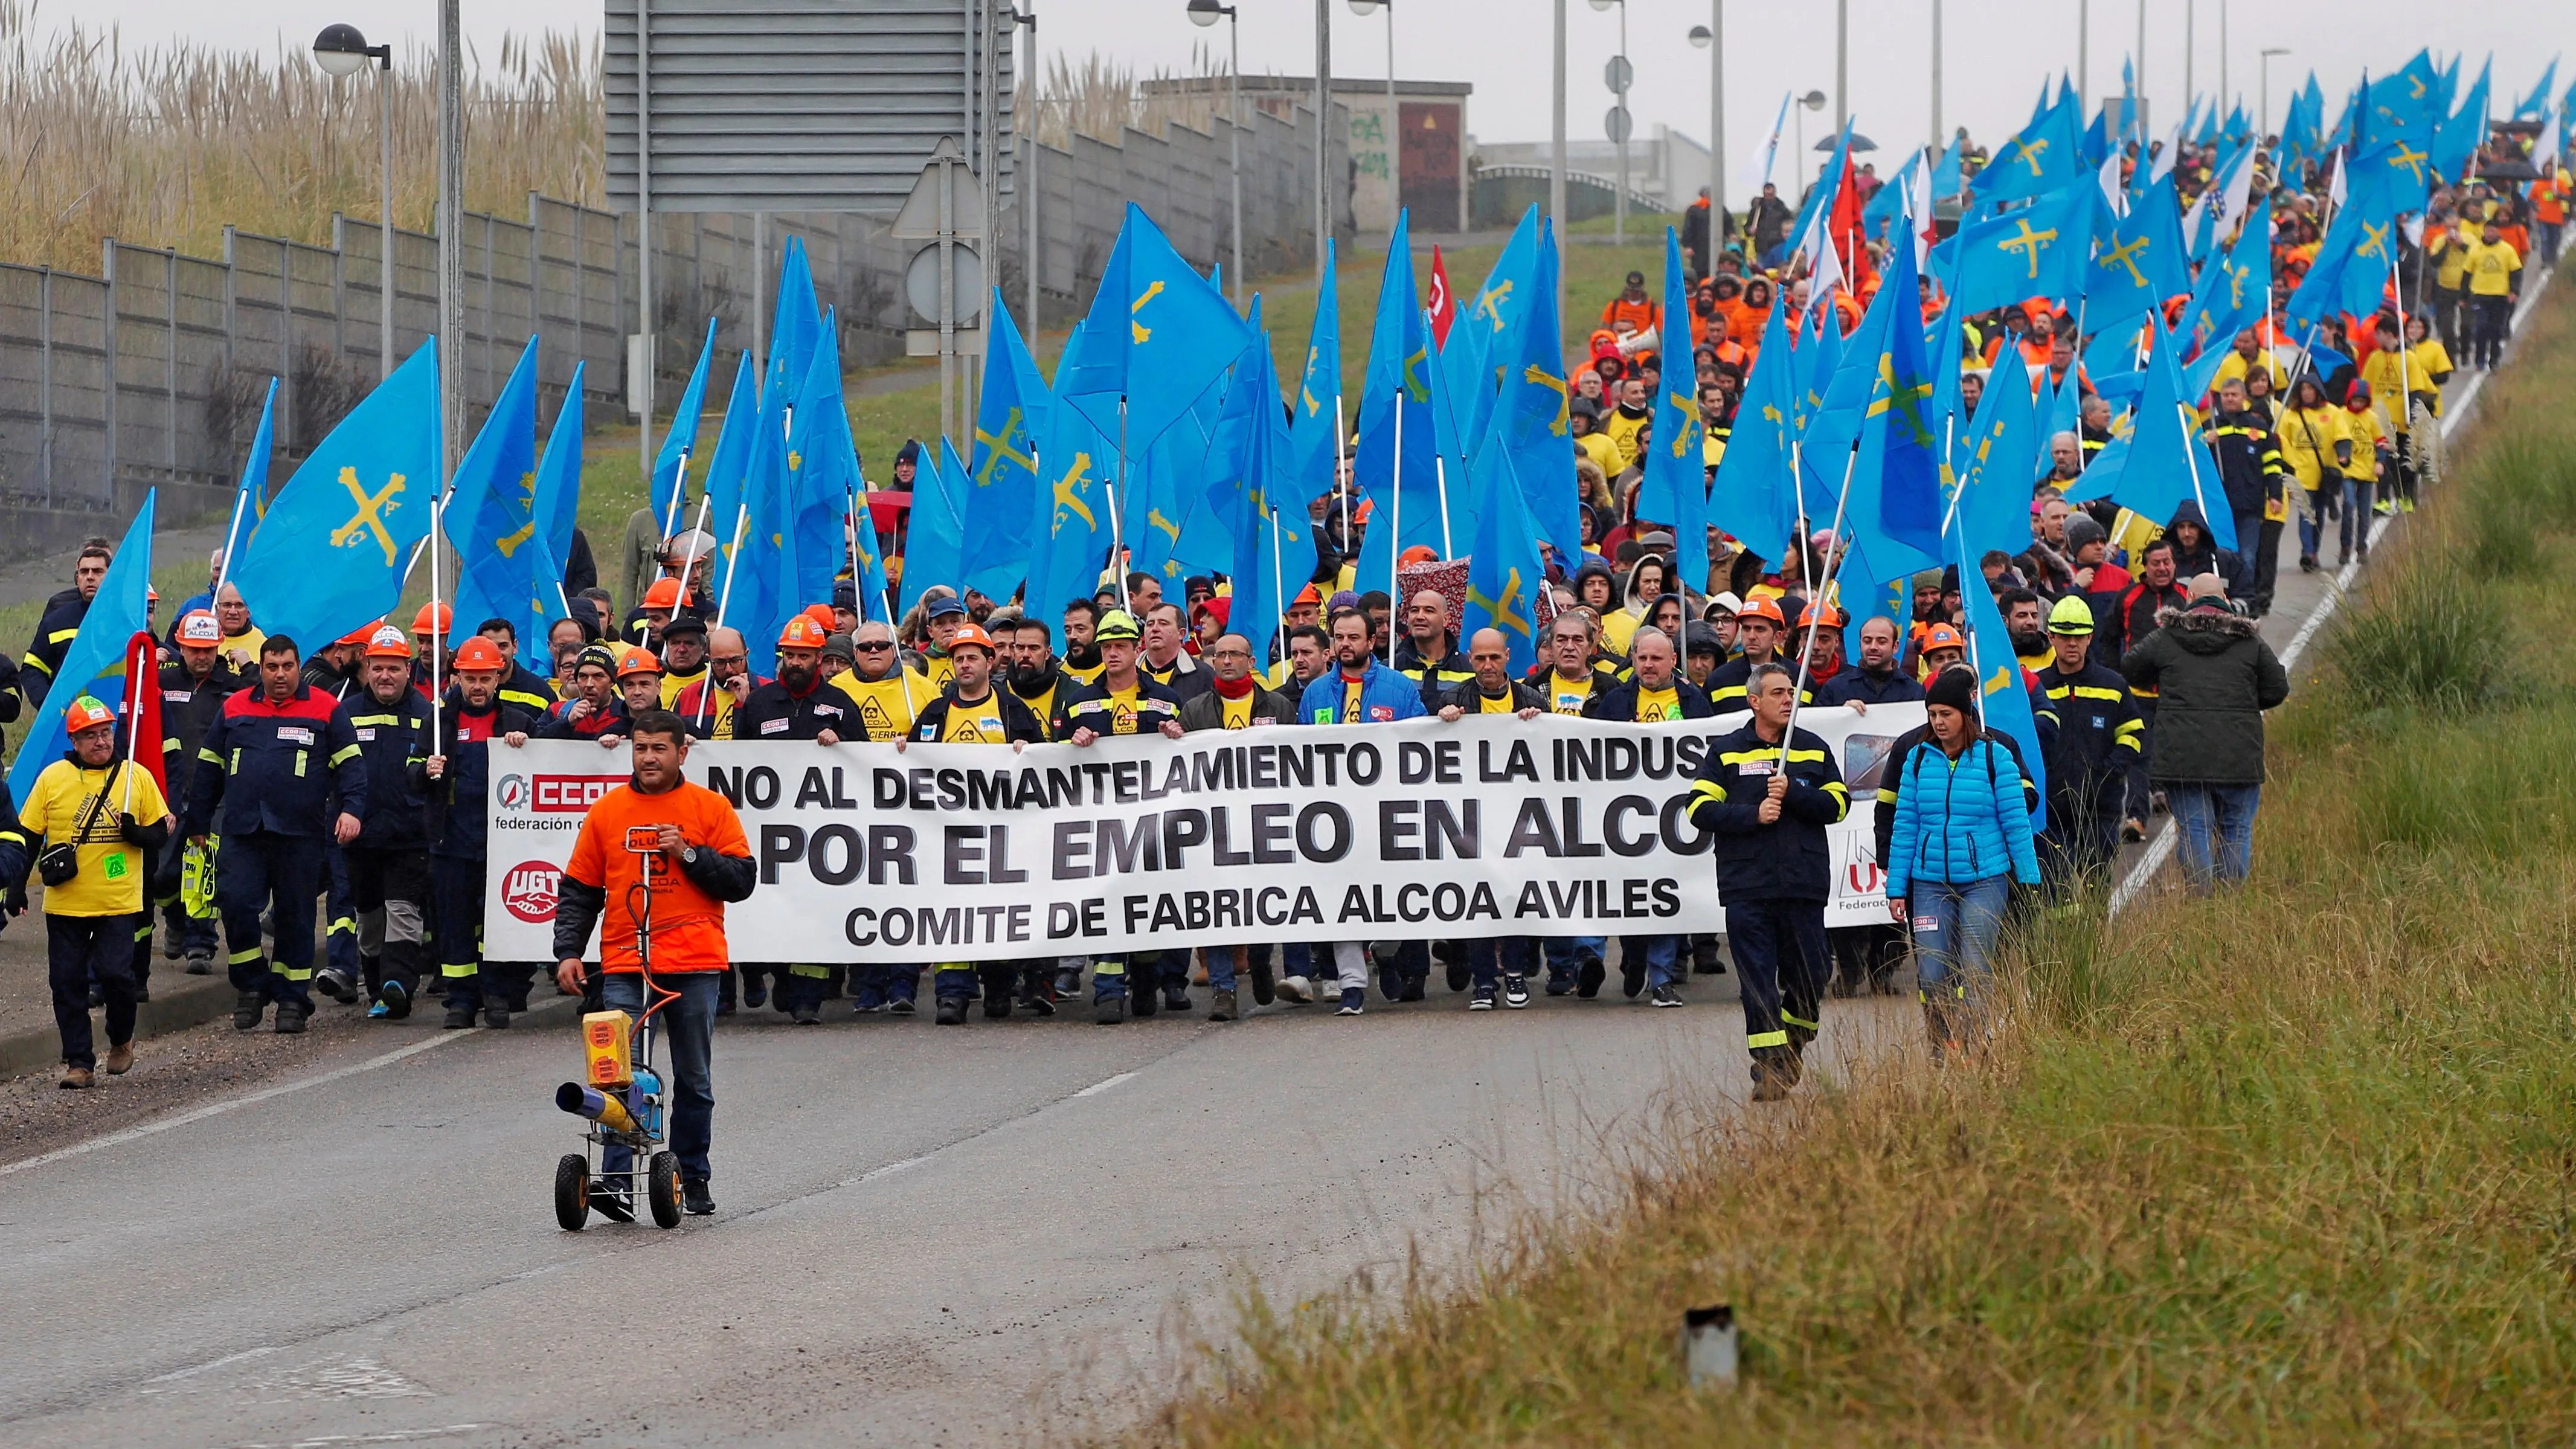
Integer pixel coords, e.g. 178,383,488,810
69,1,2575,175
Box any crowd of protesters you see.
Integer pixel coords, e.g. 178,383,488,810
0,111,2548,1099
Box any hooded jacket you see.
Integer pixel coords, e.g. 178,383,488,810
1883,735,2044,898
2163,501,2253,600
2119,603,2289,786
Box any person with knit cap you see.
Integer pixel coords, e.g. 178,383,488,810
1883,666,2042,1057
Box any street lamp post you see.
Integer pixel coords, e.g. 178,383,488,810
436,0,464,481
1588,0,1628,246
2259,47,2290,141
1314,0,1331,279
312,24,396,384
2219,0,2229,132
1690,11,1723,243
1015,4,1038,335
1833,0,1849,133
1930,0,1943,152
1188,0,1244,307
1349,0,1396,240
1551,0,1567,312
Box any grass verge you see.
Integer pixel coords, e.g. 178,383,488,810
1139,281,2576,1445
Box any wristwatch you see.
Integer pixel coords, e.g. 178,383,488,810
677,844,699,866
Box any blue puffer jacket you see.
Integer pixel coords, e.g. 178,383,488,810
1884,736,2042,898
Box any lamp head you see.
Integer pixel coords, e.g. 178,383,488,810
1800,89,1828,112
1688,24,1712,48
1587,0,1621,11
1347,0,1381,14
312,22,373,78
1190,0,1230,24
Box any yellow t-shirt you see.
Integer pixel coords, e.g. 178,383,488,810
828,667,933,742
2340,406,2386,482
1476,689,1520,714
2276,405,2347,492
2464,239,2522,297
1633,686,1682,722
1341,675,1365,723
1099,683,1148,735
2411,339,2455,417
1546,671,1595,715
27,759,169,917
1600,608,1642,654
918,651,957,691
935,690,1011,743
1219,692,1256,730
1061,658,1108,687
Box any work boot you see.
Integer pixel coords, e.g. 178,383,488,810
1619,955,1646,1000
742,974,768,1009
103,1041,135,1075
1445,958,1471,993
377,980,411,1021
1750,1060,1793,1102
233,992,266,1030
681,1179,716,1216
983,994,1012,1020
791,1003,820,1025
1576,955,1607,999
59,1065,94,1090
481,1003,510,1030
443,1004,476,1030
184,952,213,975
1130,988,1158,1020
1250,959,1276,1006
1094,995,1125,1025
315,968,359,1004
1163,985,1191,1015
934,997,967,1026
274,1003,308,1035
1209,989,1237,1022
1692,937,1726,975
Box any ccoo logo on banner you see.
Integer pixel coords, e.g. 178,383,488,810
482,709,1921,963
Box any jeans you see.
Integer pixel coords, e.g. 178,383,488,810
2472,293,2513,368
1463,936,1535,991
601,970,719,1183
1542,936,1606,991
2340,475,2377,555
1627,934,1685,989
50,913,137,1070
2298,485,2332,559
2168,782,2260,893
1905,875,2011,1009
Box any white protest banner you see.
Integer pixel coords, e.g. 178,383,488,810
484,706,1922,962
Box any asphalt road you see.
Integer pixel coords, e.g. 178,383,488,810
0,973,1916,1448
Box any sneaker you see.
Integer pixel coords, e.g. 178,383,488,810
315,968,359,1004
934,998,966,1026
2299,554,2318,573
367,1001,390,1020
2399,497,2417,514
1503,974,1531,1009
1250,960,1276,1006
2121,817,2147,843
444,1006,475,1029
589,1184,635,1224
1651,984,1684,1008
681,1178,716,1216
1620,957,1646,1000
481,1003,510,1030
2374,498,2395,516
1468,986,1495,1011
1095,996,1125,1025
1336,988,1366,1017
742,975,768,1009
1399,977,1427,1003
58,1066,94,1090
1054,967,1084,998
1576,956,1607,999
1275,974,1314,1004
889,997,917,1016
377,980,411,1021
983,995,1012,1020
134,982,150,1003
1446,959,1472,993
1544,977,1573,997
184,953,213,976
274,1004,308,1035
103,1041,134,1075
233,992,266,1030
791,1003,820,1025
1209,989,1237,1022
1019,992,1057,1018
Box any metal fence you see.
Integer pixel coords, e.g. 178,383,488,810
0,98,1344,559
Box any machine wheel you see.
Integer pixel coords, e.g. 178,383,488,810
647,1151,684,1229
553,1153,591,1232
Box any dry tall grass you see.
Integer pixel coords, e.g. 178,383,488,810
0,0,600,271
1143,283,2576,1445
1020,46,1245,150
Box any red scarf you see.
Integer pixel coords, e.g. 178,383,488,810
1211,674,1255,701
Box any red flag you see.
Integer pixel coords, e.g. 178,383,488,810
118,631,167,801
1828,155,1869,286
1425,245,1458,345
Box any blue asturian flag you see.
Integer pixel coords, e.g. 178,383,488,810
697,352,760,588
1958,542,2048,832
522,368,584,671
233,339,441,649
1285,240,1344,507
1462,447,1550,678
650,317,716,532
1709,293,1800,562
1053,202,1256,452
1945,185,2094,314
9,493,155,804
445,336,542,643
961,292,1050,605
1974,86,2086,204
786,312,882,617
1637,228,1711,591
767,237,822,405
898,437,968,618
2086,170,2191,327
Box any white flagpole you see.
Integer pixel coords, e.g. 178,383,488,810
715,503,750,628
428,486,445,754
1107,400,1133,614
1333,390,1351,582
1388,394,1404,665
1778,442,1862,766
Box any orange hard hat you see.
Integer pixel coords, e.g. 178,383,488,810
335,621,381,647
1922,623,1967,652
1797,600,1845,629
800,603,838,634
614,646,663,680
363,625,412,660
948,622,996,654
778,614,830,651
176,611,223,647
412,602,453,634
641,578,686,611
1736,596,1785,626
451,637,507,673
63,695,117,735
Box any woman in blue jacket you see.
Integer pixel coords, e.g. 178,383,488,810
1884,667,2041,1054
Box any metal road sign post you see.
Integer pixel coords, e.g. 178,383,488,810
894,139,989,446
